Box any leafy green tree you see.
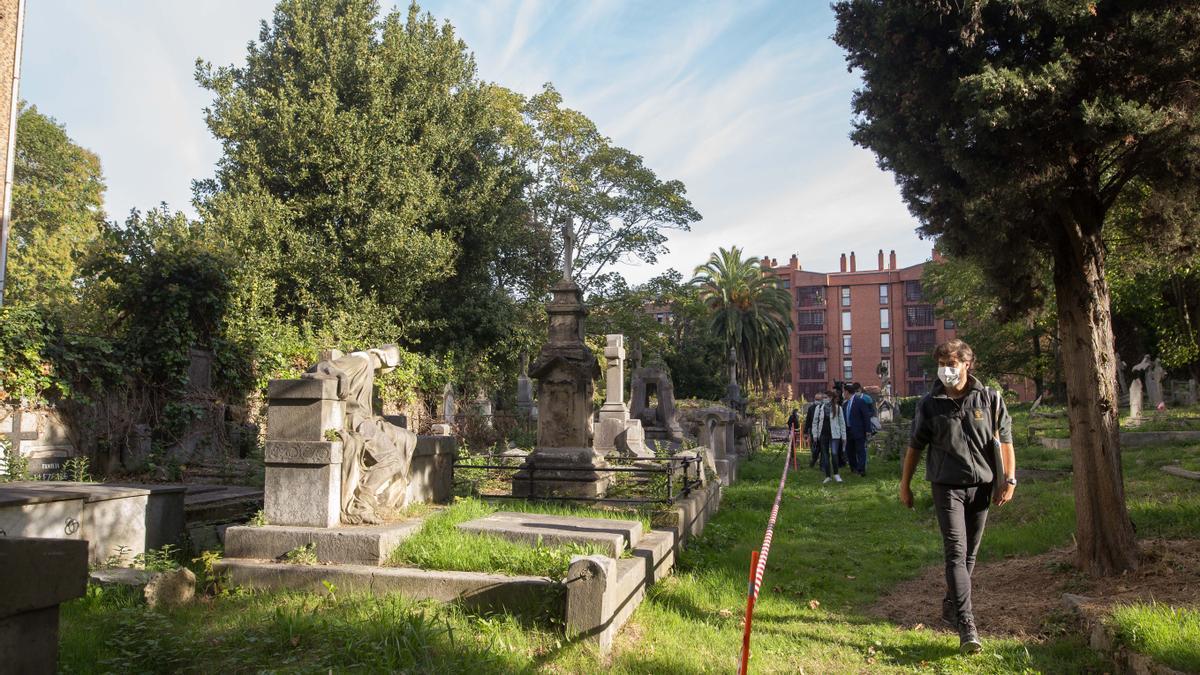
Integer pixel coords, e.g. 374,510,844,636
923,254,1057,395
691,247,792,391
195,0,547,368
517,84,701,293
834,1,1200,575
3,104,106,317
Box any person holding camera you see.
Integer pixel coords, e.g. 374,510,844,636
898,339,1016,655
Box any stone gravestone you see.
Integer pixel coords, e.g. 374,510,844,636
1147,359,1166,408
442,382,456,427
225,346,457,564
516,352,534,418
594,335,651,459
0,537,88,673
513,277,608,498
630,361,684,443
1129,378,1144,423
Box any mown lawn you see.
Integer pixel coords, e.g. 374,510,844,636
60,410,1200,673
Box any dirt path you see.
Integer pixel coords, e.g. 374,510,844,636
869,539,1200,638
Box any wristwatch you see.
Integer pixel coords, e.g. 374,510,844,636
1004,477,1017,486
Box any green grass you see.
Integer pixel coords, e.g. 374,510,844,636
386,498,613,578
1107,602,1200,672
58,429,1200,673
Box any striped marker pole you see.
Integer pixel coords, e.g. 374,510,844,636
737,433,795,674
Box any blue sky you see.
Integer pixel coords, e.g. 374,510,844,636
21,0,932,283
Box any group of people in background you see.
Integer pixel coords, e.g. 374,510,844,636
786,382,879,484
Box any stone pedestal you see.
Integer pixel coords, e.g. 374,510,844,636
264,378,344,528
515,280,609,498
0,537,88,673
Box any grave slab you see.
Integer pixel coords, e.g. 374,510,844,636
456,511,642,558
224,520,424,565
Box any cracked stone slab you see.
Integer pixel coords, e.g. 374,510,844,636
456,512,642,557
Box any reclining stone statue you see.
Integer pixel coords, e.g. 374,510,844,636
301,345,416,525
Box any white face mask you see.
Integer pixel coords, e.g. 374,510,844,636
938,365,962,388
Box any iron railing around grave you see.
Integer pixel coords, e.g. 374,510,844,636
451,455,705,505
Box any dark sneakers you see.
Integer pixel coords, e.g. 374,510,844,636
941,599,957,629
958,616,983,654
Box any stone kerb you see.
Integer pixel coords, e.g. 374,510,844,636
264,378,345,528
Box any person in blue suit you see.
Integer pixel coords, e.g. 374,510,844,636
843,382,877,476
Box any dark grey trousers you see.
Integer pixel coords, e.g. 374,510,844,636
931,482,991,621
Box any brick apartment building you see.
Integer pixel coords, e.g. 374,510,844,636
764,249,957,400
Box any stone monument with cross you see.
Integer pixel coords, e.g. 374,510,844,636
593,334,651,458
513,226,610,498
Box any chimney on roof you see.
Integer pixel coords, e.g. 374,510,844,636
771,257,778,267
789,254,799,269
889,250,897,270
932,247,944,262
839,253,847,273
761,255,771,268
878,249,885,270
849,251,857,272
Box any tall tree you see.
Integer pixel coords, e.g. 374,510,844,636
517,84,701,293
195,0,547,361
5,104,106,318
834,1,1200,575
923,253,1057,395
691,246,792,390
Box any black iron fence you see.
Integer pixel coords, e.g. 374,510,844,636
452,455,705,505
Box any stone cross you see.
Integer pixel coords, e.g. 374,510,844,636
1147,360,1166,407
603,335,626,407
0,409,39,456
562,222,574,282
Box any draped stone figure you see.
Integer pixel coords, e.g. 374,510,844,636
302,345,416,525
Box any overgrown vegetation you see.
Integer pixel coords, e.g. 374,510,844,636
1108,603,1200,673
388,498,617,578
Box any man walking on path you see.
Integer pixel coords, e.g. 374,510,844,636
844,382,877,476
899,339,1016,654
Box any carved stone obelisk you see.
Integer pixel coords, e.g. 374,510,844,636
513,231,608,498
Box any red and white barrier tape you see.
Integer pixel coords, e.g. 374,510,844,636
737,430,796,675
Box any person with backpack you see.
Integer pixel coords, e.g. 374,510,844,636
844,382,878,476
898,339,1016,655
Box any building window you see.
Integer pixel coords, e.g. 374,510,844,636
906,355,931,379
798,358,826,380
842,335,852,355
880,308,890,330
843,359,853,380
798,334,826,354
798,310,825,329
796,286,825,307
905,305,935,327
879,284,889,304
904,280,924,303
881,333,891,355
841,287,851,307
783,279,791,289
944,319,956,330
906,330,937,354
842,311,852,331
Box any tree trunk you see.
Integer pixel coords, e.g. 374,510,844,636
1031,328,1045,395
1051,217,1139,576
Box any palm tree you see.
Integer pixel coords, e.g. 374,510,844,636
691,246,793,390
